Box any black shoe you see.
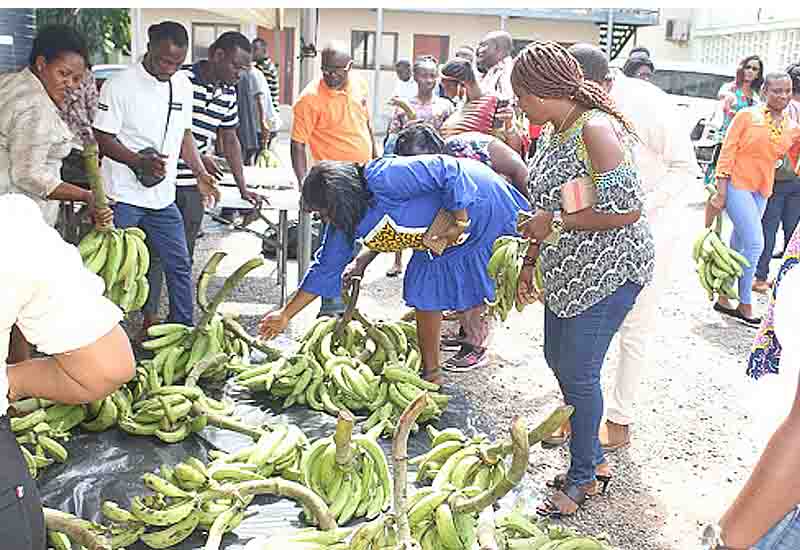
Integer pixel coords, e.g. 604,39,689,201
441,327,466,350
773,248,785,259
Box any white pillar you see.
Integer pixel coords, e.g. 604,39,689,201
500,15,508,31
297,8,319,277
607,8,615,61
130,8,145,63
372,8,384,130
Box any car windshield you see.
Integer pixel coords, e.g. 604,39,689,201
651,70,731,100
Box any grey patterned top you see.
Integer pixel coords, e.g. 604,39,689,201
528,110,655,318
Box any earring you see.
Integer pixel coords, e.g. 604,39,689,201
538,98,545,104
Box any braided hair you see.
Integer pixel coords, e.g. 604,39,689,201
302,162,373,240
510,40,635,135
394,123,445,156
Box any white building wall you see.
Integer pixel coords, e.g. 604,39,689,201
691,8,800,70
619,8,693,64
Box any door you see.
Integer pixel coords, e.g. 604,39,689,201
413,34,450,64
257,26,295,105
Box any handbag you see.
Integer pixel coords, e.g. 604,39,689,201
561,175,597,214
775,153,797,182
422,209,458,256
134,80,173,188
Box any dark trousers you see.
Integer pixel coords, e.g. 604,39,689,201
544,282,641,486
143,187,203,321
0,416,45,550
756,179,800,281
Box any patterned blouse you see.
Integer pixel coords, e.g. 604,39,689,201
0,68,73,226
528,110,655,318
388,96,454,134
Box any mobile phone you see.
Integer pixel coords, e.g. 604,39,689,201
493,99,510,129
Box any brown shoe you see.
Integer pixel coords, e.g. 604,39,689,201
599,420,630,452
752,280,771,294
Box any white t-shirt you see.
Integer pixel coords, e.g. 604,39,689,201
392,78,418,101
0,194,122,416
93,62,194,210
610,71,700,225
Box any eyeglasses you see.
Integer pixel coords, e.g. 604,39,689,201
321,62,352,75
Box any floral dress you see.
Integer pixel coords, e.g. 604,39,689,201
527,110,655,318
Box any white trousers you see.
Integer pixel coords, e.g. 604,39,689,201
607,216,675,425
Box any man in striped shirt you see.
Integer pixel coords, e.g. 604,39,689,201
144,31,257,326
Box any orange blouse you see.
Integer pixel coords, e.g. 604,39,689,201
716,106,800,198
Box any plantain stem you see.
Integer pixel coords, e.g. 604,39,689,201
393,393,429,549
485,405,574,461
197,257,264,331
44,508,111,550
221,317,282,361
191,403,265,441
197,252,228,313
212,478,337,530
452,416,529,514
353,310,399,364
333,410,355,468
185,352,230,388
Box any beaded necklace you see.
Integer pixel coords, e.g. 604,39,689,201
763,105,788,145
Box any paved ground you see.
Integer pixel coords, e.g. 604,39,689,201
136,137,792,548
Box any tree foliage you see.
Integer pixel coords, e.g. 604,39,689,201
36,8,130,63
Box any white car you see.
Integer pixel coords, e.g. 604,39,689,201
648,61,737,169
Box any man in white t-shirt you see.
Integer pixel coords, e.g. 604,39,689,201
0,193,134,549
93,21,218,328
569,43,700,450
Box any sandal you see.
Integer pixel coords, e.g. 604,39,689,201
546,473,612,496
536,482,593,519
713,302,761,326
422,368,444,385
386,266,403,278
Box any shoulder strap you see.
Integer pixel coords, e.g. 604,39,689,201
161,79,173,151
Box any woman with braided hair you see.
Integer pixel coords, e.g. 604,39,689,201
511,41,654,517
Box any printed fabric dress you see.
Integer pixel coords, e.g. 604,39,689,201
528,110,655,318
300,154,530,311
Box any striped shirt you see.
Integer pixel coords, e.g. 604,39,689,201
176,62,239,185
255,58,280,110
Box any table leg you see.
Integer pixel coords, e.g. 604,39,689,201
279,209,289,307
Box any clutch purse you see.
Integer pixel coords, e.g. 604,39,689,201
561,176,597,214
422,209,456,256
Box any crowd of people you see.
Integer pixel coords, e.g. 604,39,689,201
2,18,800,549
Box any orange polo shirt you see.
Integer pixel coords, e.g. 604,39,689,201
291,76,372,163
716,106,800,198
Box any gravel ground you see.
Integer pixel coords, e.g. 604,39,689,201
135,139,792,549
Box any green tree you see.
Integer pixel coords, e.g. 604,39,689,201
36,8,130,63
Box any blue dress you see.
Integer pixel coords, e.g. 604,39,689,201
300,154,530,311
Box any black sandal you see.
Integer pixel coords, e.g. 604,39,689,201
547,473,612,495
713,302,761,326
536,482,593,519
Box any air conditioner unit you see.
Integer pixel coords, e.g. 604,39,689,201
665,18,690,42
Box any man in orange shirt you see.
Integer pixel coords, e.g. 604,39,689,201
291,41,376,316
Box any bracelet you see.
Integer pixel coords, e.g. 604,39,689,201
522,255,537,267
454,218,471,229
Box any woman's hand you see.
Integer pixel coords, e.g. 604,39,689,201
518,210,554,242
430,223,468,249
258,309,290,340
93,206,114,230
342,259,366,287
516,264,542,306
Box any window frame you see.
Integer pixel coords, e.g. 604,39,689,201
191,22,242,61
350,30,399,70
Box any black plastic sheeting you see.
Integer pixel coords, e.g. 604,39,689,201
37,350,487,550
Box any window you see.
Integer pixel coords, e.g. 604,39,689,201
351,30,398,70
650,70,731,100
192,23,241,61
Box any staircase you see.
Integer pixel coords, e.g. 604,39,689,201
597,23,637,61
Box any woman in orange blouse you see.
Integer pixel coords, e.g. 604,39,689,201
709,72,800,324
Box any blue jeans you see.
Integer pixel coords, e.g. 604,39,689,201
725,181,767,305
544,282,642,487
754,506,800,549
756,179,800,281
114,202,193,325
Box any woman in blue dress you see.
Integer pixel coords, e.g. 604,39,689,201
258,154,529,382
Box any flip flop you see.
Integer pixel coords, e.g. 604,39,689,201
386,267,402,278
713,302,761,326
